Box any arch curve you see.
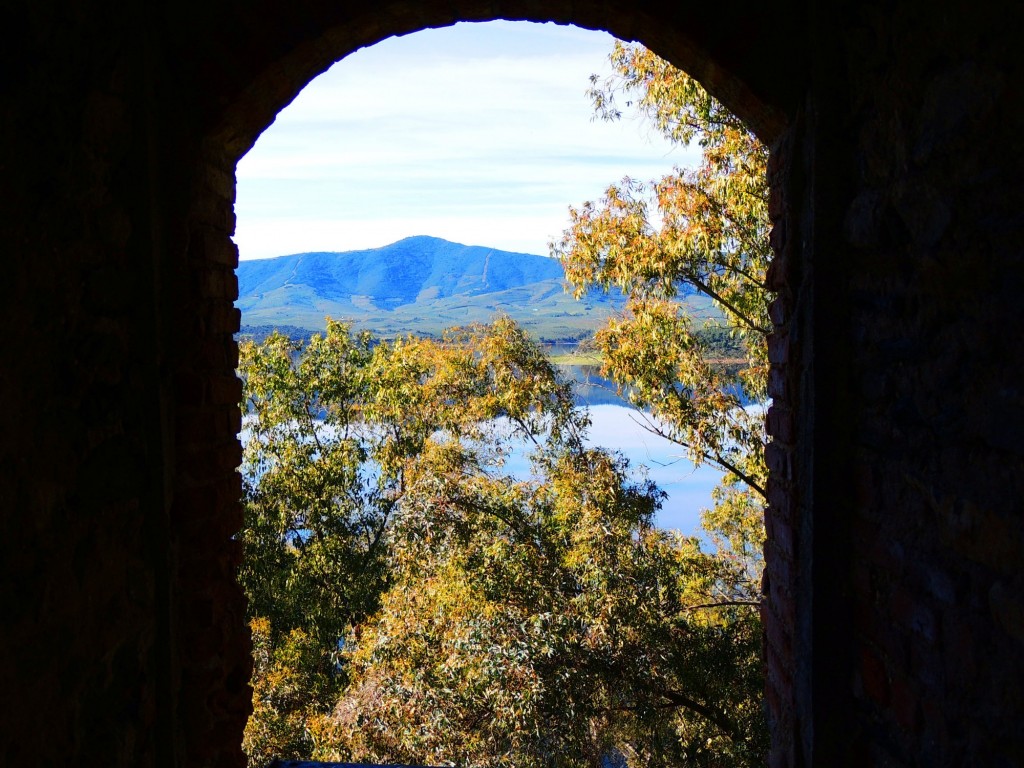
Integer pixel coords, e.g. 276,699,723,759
4,1,1021,767
171,5,806,766
189,0,802,160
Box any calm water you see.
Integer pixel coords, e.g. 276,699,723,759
497,402,722,535
242,360,730,535
587,404,722,534
558,362,725,534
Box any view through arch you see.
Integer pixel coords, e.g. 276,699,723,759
232,19,773,767
234,21,728,532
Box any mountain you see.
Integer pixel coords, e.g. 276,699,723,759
236,235,713,340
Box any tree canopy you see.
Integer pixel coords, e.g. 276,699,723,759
551,41,771,574
238,41,771,768
240,317,765,768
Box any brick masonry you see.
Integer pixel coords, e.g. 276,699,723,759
0,1,1021,767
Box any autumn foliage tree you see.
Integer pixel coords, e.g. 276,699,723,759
551,41,772,580
238,42,771,768
324,445,764,768
239,320,766,767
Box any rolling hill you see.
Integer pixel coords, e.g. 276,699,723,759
236,235,715,340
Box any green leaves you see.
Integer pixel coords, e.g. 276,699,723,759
549,42,772,765
240,315,766,768
239,318,598,765
553,42,771,574
241,42,772,768
331,440,763,768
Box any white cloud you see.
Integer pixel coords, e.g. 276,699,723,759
234,20,700,260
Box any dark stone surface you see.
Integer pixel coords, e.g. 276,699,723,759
1,1,1021,766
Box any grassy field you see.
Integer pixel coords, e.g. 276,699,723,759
545,349,604,366
239,291,721,345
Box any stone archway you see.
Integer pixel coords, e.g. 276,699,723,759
175,4,806,767
5,1,1021,767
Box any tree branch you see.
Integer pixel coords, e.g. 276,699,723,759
657,688,739,740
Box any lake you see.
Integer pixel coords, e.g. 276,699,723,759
497,401,722,535
561,363,727,534
242,361,731,536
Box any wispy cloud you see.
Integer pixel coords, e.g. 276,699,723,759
234,21,699,260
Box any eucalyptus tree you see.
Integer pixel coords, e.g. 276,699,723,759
240,43,772,768
240,316,766,768
551,41,772,579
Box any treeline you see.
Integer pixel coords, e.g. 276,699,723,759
238,324,321,345
240,323,746,366
239,319,766,768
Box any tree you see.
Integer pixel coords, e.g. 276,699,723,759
238,317,590,763
321,439,764,768
239,42,772,768
238,322,385,763
240,315,766,767
550,41,771,579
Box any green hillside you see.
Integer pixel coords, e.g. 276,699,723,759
236,236,717,341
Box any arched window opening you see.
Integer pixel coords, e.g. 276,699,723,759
231,20,773,768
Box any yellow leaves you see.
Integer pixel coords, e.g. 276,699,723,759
244,311,765,766
530,46,774,765
241,41,774,760
555,41,771,582
334,563,546,768
243,617,345,767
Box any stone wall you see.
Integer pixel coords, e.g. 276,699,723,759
0,5,173,764
760,4,1024,765
1,1,1021,767
834,3,1024,763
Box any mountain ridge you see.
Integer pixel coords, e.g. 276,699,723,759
236,236,712,340
238,236,563,307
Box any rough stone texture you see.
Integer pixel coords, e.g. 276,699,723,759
833,4,1024,764
0,1,1021,767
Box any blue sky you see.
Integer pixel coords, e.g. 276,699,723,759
233,20,699,261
